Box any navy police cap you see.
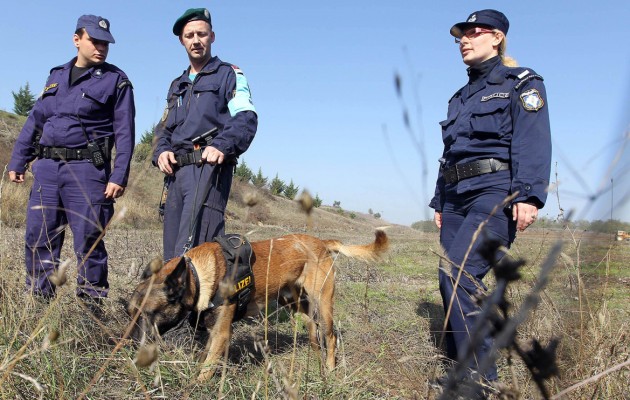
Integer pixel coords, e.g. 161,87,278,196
450,9,509,38
76,15,115,44
173,8,212,36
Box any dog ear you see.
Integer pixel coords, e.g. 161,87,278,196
164,257,188,302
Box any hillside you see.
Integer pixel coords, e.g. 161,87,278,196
0,109,410,233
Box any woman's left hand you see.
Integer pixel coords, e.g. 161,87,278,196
513,202,538,232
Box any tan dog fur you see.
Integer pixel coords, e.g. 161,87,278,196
127,230,388,381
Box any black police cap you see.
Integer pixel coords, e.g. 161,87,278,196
450,9,509,38
173,8,212,36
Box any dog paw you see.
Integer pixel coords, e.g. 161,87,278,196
197,366,217,382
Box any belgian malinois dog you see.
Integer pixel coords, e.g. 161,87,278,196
127,230,388,381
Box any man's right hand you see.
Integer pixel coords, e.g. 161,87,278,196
9,171,24,183
157,151,177,175
434,211,442,230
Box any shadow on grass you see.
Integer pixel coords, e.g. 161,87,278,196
416,301,445,352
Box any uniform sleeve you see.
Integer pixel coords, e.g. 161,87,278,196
152,84,177,166
429,161,445,211
509,76,552,208
110,78,136,186
210,66,258,158
8,100,46,173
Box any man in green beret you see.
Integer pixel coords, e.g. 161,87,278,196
153,8,258,261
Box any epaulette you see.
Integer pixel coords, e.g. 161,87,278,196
230,64,244,75
118,80,133,90
448,87,464,103
508,67,544,91
49,64,64,74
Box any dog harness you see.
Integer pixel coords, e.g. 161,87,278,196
210,234,255,321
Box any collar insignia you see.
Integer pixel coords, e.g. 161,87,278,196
520,89,544,111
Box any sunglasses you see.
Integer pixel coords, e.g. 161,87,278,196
454,27,495,44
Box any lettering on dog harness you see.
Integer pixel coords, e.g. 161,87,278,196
210,234,255,321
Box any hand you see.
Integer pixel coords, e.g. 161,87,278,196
9,171,24,183
157,151,177,175
434,211,442,229
202,146,224,165
513,202,538,232
104,182,125,199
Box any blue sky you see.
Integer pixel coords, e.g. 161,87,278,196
1,2,628,225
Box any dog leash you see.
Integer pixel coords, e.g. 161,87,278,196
182,163,221,255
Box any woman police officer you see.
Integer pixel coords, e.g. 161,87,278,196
429,9,552,383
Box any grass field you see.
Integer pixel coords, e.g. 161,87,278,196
1,218,628,399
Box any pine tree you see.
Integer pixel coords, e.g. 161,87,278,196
269,174,286,196
234,159,254,182
251,167,268,188
313,193,323,208
140,124,156,144
283,180,299,200
12,82,36,116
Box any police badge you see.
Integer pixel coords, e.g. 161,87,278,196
99,20,108,29
520,89,544,112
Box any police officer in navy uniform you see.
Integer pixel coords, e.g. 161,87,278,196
8,15,135,302
429,10,551,384
154,8,257,261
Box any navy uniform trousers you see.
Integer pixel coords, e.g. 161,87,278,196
163,162,232,261
439,184,516,382
25,158,113,298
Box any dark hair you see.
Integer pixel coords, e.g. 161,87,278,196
74,28,86,37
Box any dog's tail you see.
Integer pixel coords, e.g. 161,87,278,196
323,228,389,262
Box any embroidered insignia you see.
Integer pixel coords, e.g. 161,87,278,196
204,9,210,19
99,20,108,29
520,89,544,111
44,83,58,92
481,92,510,102
468,14,477,22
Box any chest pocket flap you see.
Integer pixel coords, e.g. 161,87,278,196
470,98,511,137
192,82,220,95
81,86,110,105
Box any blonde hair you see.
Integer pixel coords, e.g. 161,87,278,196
496,31,518,67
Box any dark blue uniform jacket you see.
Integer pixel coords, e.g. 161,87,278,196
153,56,257,162
430,60,551,211
9,58,136,186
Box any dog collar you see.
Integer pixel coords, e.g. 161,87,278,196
185,257,201,309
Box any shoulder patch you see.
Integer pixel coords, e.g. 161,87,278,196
231,65,243,75
520,88,544,112
44,83,58,92
118,80,133,90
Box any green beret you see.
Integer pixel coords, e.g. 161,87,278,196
173,8,212,36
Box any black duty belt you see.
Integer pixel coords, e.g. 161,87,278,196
40,146,92,161
443,158,510,184
175,150,204,167
175,149,238,167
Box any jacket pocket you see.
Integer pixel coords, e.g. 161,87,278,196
165,89,187,129
78,87,111,119
439,115,457,146
469,99,511,138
